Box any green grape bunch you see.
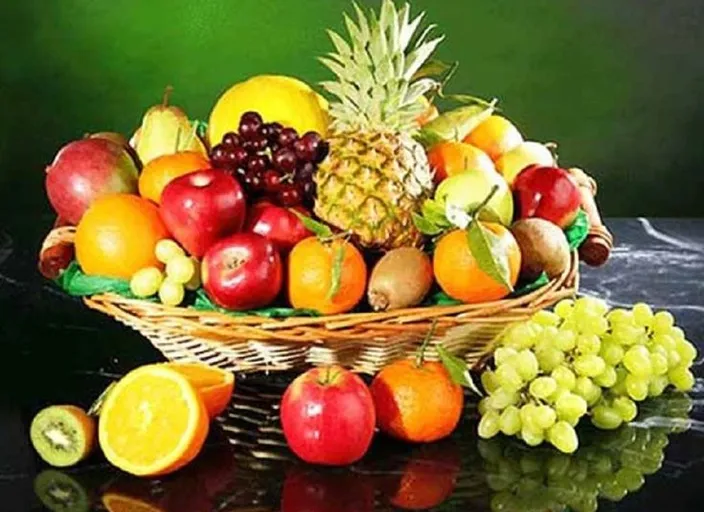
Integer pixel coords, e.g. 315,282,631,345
477,297,698,453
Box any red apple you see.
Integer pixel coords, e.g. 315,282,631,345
201,232,282,310
281,466,375,512
45,138,139,224
280,366,376,466
513,165,582,228
160,169,246,258
245,202,313,253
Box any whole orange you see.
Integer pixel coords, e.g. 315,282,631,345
433,224,521,303
288,237,367,315
463,115,523,161
138,151,211,204
75,194,169,279
426,141,495,183
371,358,464,443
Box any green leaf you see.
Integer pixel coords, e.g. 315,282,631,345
291,210,333,238
442,93,496,109
510,272,549,298
327,244,345,300
466,222,513,291
564,209,590,250
423,290,462,306
436,345,482,396
55,261,136,297
412,213,444,236
421,199,451,227
411,59,454,81
191,119,208,139
416,104,494,148
193,289,319,318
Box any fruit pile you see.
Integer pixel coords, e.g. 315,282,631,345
477,298,698,453
42,0,599,317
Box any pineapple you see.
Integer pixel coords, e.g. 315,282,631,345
314,0,443,250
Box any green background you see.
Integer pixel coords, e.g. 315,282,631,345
1,0,703,217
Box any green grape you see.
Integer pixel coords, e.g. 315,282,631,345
546,453,572,478
650,344,668,359
547,421,578,453
606,308,632,325
647,376,669,398
649,432,669,451
478,410,501,439
495,364,524,392
555,392,588,422
600,340,625,365
616,467,645,492
653,333,676,351
573,495,599,512
486,473,514,492
667,348,682,369
536,326,560,349
670,326,686,339
529,376,558,399
573,354,607,378
600,480,629,501
515,349,539,381
555,299,574,318
519,454,543,475
494,347,518,366
611,324,643,346
499,405,522,435
650,352,669,376
481,370,500,394
503,322,537,349
632,302,654,328
520,403,540,430
532,310,561,326
533,404,557,429
594,365,618,388
549,386,571,405
580,315,609,336
490,491,515,512
676,338,698,364
488,388,519,410
625,374,649,401
652,311,675,334
521,425,545,447
640,452,665,475
612,396,638,421
589,455,613,475
623,345,653,377
478,397,491,415
577,334,601,355
551,365,577,391
591,404,623,430
537,347,565,372
555,329,577,351
668,366,695,391
574,377,600,403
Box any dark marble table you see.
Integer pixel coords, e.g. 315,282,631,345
0,218,703,512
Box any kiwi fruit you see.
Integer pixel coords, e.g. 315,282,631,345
30,405,96,468
511,218,570,281
34,469,90,512
368,248,434,311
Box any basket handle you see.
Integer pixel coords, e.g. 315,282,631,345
568,168,613,267
39,217,75,279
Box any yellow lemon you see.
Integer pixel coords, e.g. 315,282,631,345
208,75,329,145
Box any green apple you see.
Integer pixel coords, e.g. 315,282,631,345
434,168,514,226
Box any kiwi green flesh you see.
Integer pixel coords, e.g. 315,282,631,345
34,469,90,512
30,408,87,467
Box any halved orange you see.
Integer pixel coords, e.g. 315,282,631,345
162,362,235,419
102,493,165,512
98,365,209,477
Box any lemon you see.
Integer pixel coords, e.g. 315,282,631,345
208,75,329,146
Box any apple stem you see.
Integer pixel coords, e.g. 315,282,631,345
162,85,174,107
415,319,438,367
471,184,499,218
545,141,559,164
318,366,339,386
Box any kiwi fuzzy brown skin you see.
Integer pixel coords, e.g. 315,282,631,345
511,218,570,281
367,248,434,311
30,405,96,469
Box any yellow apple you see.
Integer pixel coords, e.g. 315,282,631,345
496,142,554,186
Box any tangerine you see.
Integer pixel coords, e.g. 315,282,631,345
287,237,367,315
75,194,170,279
426,141,495,183
371,358,464,443
463,115,523,161
138,151,210,204
433,224,521,303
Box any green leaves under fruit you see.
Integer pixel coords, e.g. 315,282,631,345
291,210,333,238
412,199,452,236
327,244,345,300
565,209,590,250
412,213,444,236
436,344,482,396
466,221,514,292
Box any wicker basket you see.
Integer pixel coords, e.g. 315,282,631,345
40,225,581,373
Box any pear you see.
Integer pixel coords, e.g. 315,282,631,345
132,87,208,166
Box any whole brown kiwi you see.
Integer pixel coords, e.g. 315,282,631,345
368,248,433,311
511,218,570,281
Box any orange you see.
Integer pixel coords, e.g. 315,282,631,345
433,224,521,303
287,237,367,315
138,151,210,204
426,141,495,183
103,493,164,512
98,365,209,477
75,194,170,279
463,115,523,161
163,362,235,419
370,359,464,443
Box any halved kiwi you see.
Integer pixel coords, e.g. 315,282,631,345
30,405,96,468
34,469,90,512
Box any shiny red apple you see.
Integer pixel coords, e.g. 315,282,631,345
160,169,246,258
201,232,282,310
245,202,313,253
280,366,376,466
45,138,139,224
513,165,582,228
281,466,375,512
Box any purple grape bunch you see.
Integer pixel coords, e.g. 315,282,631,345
209,111,329,207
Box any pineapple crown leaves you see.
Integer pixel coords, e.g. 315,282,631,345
320,0,445,133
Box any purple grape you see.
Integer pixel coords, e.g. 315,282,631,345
247,154,270,174
263,169,282,192
210,144,228,167
278,127,299,147
273,148,297,173
294,132,322,162
239,111,263,140
250,134,269,152
228,146,249,166
315,139,330,163
301,180,316,199
268,122,283,140
241,139,256,154
297,162,316,180
222,132,242,148
277,184,302,206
